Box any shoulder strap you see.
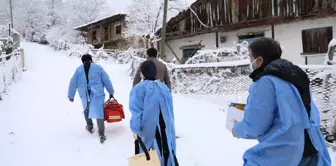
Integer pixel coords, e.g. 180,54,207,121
134,136,151,161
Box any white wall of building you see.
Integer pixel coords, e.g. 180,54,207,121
164,16,336,65
217,25,272,48
164,33,217,62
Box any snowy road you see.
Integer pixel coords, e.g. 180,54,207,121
3,43,333,166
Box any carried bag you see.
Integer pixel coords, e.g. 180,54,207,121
104,97,125,123
128,136,160,166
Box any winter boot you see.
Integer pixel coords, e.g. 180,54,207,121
99,133,106,143
86,126,94,134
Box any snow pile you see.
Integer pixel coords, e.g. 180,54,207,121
0,49,22,100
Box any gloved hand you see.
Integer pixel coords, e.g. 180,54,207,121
109,94,114,99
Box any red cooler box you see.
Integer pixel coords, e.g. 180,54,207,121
104,99,125,123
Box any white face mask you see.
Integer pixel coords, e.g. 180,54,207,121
249,58,258,71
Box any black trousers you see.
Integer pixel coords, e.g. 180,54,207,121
155,111,179,166
84,103,105,135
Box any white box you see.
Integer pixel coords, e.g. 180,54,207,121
226,103,245,132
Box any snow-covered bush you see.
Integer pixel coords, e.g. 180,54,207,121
184,41,249,64
0,37,15,56
66,44,94,58
50,40,72,51
170,64,251,94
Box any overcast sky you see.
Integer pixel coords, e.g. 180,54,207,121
43,0,196,13
106,0,132,13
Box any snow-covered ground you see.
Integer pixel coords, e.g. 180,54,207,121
0,42,335,165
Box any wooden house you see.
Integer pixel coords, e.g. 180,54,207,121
156,0,336,64
75,14,149,50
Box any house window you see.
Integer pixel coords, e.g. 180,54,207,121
182,48,199,58
115,25,121,34
302,27,333,54
104,27,109,41
238,33,264,44
92,30,97,40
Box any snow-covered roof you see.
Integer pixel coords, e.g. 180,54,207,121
74,13,127,31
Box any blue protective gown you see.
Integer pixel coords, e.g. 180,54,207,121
68,63,114,119
233,75,331,166
129,80,177,166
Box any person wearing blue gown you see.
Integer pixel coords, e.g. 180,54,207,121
129,60,179,166
232,38,331,166
68,54,115,143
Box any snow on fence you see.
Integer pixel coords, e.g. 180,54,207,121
0,29,23,101
0,49,22,100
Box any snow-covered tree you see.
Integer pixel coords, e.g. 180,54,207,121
124,0,188,38
17,1,50,41
0,0,50,41
0,0,111,44
67,0,109,26
46,0,111,44
0,1,10,25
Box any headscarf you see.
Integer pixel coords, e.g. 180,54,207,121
141,60,157,81
81,54,93,64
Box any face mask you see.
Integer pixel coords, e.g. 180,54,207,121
249,58,258,71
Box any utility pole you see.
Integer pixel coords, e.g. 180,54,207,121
9,0,14,28
52,0,55,9
160,0,168,59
